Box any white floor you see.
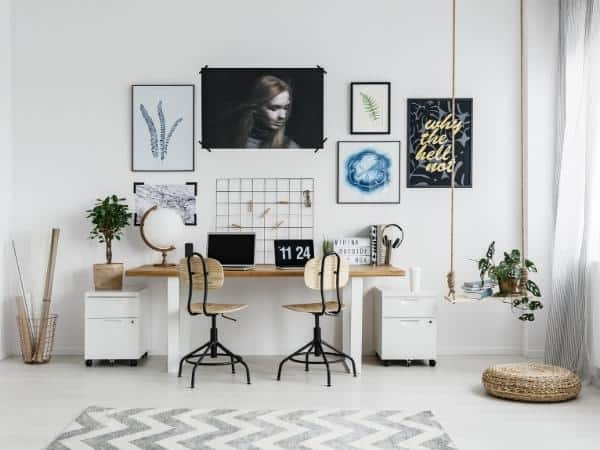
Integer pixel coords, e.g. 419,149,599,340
0,355,598,450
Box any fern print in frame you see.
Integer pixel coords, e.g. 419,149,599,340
360,92,381,122
139,101,183,161
132,85,195,172
351,82,390,134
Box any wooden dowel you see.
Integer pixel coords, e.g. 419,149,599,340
15,295,34,362
34,228,60,362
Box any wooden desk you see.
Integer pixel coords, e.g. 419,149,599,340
126,264,405,374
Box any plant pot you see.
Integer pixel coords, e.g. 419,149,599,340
498,278,519,296
93,263,124,290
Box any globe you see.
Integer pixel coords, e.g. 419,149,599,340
142,207,184,250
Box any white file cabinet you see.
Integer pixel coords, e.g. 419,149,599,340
84,289,149,367
374,288,438,366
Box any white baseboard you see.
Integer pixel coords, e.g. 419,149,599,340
438,346,523,356
524,348,545,359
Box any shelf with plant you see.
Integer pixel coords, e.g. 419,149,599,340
477,241,543,321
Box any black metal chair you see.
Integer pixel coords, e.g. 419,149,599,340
277,252,357,387
177,243,251,388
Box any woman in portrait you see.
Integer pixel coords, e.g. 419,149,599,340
228,75,299,149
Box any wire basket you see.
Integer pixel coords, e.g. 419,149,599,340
16,314,58,364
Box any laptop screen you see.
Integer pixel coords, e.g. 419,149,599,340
207,233,255,265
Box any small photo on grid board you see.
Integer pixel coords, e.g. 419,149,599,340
215,178,314,264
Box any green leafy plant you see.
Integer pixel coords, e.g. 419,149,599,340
477,241,543,321
86,196,132,264
322,238,334,255
360,92,381,122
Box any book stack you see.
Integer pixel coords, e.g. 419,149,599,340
369,225,387,266
462,280,496,300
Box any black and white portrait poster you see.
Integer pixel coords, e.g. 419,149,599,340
407,98,473,188
201,68,324,150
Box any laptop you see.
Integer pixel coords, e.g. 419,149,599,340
207,233,256,270
274,239,314,269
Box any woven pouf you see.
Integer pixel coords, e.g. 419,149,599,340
482,362,581,403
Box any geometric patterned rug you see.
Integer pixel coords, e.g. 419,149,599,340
47,407,458,449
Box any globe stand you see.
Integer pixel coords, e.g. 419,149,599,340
140,205,178,267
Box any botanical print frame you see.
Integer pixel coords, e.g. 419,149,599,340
201,67,325,150
350,82,391,134
406,98,473,188
133,182,197,226
337,141,400,204
132,84,195,172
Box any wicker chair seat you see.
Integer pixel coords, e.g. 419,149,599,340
482,362,581,403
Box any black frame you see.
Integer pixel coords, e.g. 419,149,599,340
131,84,195,172
337,141,401,205
133,181,198,226
200,67,326,151
350,82,391,135
406,97,473,188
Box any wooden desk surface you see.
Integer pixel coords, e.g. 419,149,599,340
126,264,405,278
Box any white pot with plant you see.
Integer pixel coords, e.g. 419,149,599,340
86,195,132,290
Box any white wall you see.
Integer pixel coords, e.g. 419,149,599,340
0,0,13,359
9,0,556,357
525,0,559,357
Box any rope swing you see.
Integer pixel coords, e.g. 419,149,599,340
445,0,530,306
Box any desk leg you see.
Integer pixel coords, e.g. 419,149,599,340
343,277,363,374
167,277,180,374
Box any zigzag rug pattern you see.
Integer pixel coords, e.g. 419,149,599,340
48,407,458,449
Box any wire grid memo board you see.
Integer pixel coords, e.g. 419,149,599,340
215,178,315,264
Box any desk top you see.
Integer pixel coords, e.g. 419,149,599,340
126,264,405,278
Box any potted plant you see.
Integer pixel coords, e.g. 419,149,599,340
86,195,132,290
477,241,543,321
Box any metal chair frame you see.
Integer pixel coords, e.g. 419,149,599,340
277,252,357,387
178,250,251,388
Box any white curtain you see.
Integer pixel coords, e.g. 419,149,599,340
545,0,600,383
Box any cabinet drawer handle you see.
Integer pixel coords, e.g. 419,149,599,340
103,319,123,323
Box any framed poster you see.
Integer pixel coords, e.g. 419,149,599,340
201,68,325,150
407,98,473,188
132,85,195,172
337,141,401,204
350,82,391,134
133,182,197,226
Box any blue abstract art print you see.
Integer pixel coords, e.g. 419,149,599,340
337,141,400,204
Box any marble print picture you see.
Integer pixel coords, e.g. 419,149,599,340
134,183,197,225
337,141,400,204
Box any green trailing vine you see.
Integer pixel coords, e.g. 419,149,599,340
477,241,543,321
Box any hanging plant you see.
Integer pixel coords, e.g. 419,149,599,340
477,241,543,321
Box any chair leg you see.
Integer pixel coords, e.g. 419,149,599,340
178,342,209,378
305,343,315,372
277,341,313,381
317,342,331,387
322,341,357,377
190,345,211,389
217,342,251,385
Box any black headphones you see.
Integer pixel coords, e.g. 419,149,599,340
381,224,405,249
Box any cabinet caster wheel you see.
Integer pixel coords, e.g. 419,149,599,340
142,352,148,359
429,359,437,367
85,360,93,367
383,360,390,367
130,360,138,367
